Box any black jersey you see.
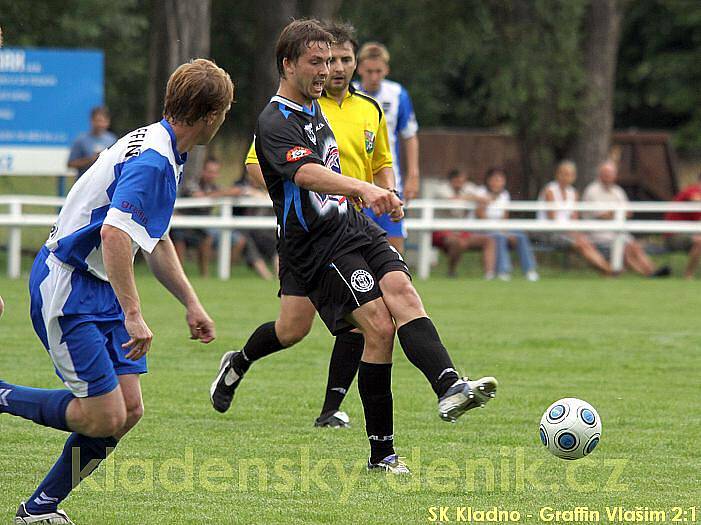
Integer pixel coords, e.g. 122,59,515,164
255,95,376,288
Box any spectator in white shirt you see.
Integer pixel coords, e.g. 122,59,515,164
538,160,613,275
583,161,670,277
475,167,539,281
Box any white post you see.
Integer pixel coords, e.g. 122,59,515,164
8,200,22,279
417,204,434,280
611,207,626,272
217,202,232,281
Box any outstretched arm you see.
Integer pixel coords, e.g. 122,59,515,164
142,236,216,344
295,163,402,216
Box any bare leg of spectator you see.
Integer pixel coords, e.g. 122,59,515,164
465,234,496,278
571,233,612,275
231,235,247,265
623,242,654,277
198,235,214,277
443,236,464,278
684,235,701,279
251,259,274,281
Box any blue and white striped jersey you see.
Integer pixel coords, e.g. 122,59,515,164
46,119,186,281
353,79,418,193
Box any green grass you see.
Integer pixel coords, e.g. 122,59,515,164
0,271,699,524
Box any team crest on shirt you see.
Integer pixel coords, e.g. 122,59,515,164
364,130,376,153
304,122,317,145
350,269,375,293
286,146,312,162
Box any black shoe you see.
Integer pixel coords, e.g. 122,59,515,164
314,410,350,428
15,502,75,524
210,351,246,413
651,265,671,278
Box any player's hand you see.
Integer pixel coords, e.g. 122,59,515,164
186,303,216,343
390,205,405,222
403,176,420,203
361,184,403,216
123,312,153,361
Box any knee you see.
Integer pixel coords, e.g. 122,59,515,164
275,319,312,347
123,402,144,432
85,410,128,438
363,309,395,350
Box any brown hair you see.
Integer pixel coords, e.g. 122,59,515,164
358,42,390,65
163,58,234,126
275,19,334,78
322,20,359,55
90,106,110,119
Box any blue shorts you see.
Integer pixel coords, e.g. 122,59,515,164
29,247,147,398
362,208,407,238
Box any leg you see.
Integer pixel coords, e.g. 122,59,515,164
348,298,397,465
317,330,364,425
465,234,496,277
210,294,315,413
489,233,512,278
510,232,538,275
442,235,465,277
173,238,187,266
571,233,612,274
685,235,701,279
623,241,653,276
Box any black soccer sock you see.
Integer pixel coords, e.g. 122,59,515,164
358,361,395,464
236,321,284,372
319,332,365,417
397,317,460,398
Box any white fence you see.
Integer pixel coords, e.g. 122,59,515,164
2,195,701,280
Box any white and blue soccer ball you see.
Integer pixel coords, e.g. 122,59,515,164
539,398,601,460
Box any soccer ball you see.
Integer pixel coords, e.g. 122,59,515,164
539,398,601,460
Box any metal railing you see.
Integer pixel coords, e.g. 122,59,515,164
2,195,701,280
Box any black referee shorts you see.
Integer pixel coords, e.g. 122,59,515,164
309,237,411,336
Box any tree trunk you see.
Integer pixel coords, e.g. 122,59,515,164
251,0,299,127
569,0,622,189
147,0,211,187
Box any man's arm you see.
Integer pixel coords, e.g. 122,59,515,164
294,163,401,216
142,236,216,343
402,135,420,201
101,224,153,360
245,163,267,190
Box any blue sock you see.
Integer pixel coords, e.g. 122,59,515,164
0,380,74,431
25,434,119,514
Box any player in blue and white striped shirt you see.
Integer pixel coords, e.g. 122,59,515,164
1,59,233,525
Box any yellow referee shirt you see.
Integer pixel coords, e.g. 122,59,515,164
246,86,393,184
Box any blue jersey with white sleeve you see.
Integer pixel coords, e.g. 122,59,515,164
46,119,186,281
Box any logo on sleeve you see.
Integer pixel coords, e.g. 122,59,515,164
286,146,312,162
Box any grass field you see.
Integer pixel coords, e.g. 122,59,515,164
0,269,699,524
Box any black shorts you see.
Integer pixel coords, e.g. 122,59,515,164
309,238,410,335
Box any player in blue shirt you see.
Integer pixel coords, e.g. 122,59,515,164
355,42,420,254
1,59,233,525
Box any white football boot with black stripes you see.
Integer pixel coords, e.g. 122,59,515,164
15,502,74,524
367,454,411,475
210,351,246,413
438,376,498,422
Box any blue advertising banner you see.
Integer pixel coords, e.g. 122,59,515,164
0,47,104,174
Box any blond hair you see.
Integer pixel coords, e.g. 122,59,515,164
163,58,234,125
358,42,390,64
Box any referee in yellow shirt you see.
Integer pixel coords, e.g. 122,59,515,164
244,21,400,428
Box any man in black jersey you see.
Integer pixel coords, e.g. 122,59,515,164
210,19,497,474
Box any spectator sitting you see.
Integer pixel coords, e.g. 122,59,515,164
67,106,117,179
171,157,243,277
537,160,613,275
583,161,670,277
665,172,701,279
432,169,496,278
474,167,539,281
